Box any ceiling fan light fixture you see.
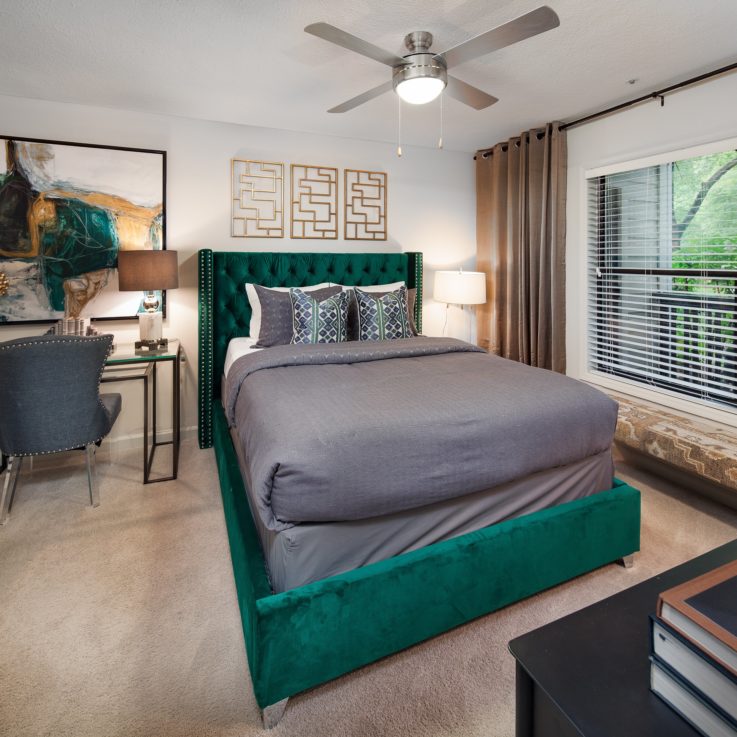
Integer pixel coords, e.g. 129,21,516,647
392,53,448,105
396,77,446,105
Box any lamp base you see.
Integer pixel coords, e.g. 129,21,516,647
136,311,165,353
138,311,162,340
135,337,169,354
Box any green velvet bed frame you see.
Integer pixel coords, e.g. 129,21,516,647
197,249,641,726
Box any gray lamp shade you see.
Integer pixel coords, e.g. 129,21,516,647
117,250,179,291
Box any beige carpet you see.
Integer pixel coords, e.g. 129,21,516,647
1,441,736,737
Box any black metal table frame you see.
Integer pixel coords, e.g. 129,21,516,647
102,346,181,484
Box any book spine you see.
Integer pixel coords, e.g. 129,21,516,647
650,660,737,736
652,654,737,729
651,617,737,727
651,616,737,686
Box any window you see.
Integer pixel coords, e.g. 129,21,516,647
588,147,737,409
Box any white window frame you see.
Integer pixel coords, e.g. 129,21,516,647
572,135,737,427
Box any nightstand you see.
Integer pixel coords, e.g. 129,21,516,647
102,339,182,484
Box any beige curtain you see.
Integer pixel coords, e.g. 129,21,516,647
476,122,567,373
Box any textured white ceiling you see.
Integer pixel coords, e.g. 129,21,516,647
0,0,736,152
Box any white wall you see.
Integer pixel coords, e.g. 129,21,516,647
566,73,737,422
0,94,476,442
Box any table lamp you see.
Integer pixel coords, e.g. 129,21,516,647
434,269,486,342
117,249,179,350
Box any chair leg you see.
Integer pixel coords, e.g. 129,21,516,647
85,444,100,508
1,456,22,525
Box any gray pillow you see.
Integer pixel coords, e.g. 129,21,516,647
347,287,418,341
254,284,342,347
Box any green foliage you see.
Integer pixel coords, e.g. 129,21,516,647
671,150,737,295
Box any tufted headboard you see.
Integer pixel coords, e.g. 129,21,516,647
198,250,423,448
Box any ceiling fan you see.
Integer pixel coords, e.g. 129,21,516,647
305,6,560,113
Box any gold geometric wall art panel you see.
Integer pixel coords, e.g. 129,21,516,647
344,169,387,241
290,164,338,239
231,159,284,238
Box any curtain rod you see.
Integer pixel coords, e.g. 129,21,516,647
474,59,737,158
560,60,737,131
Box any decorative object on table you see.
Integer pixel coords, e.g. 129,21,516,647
50,317,91,336
648,558,737,736
0,136,165,324
0,271,9,296
649,658,737,736
344,169,387,240
650,617,737,734
657,559,737,676
434,269,487,342
0,334,121,524
290,164,338,239
231,159,284,238
303,7,559,116
117,249,179,351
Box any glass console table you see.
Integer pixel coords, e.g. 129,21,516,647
102,339,182,484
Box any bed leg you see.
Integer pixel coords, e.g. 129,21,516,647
261,697,289,729
619,553,635,568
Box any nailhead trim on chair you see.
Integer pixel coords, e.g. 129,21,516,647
0,335,115,457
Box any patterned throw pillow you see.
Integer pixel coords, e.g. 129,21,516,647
355,286,414,341
254,284,341,347
342,285,419,340
290,288,352,344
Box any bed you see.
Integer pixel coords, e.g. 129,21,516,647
198,249,641,727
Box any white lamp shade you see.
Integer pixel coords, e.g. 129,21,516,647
434,270,487,305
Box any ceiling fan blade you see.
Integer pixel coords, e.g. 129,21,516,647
305,22,405,67
439,6,560,68
327,80,394,113
445,76,498,110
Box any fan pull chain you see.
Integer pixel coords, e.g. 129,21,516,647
397,96,403,157
438,94,444,149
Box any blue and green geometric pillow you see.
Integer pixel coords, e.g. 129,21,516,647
290,288,351,344
355,286,414,341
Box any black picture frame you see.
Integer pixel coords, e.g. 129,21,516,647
0,135,167,327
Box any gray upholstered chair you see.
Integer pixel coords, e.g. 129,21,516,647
0,334,121,524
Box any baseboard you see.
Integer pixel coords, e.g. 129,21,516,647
616,443,737,512
106,424,197,452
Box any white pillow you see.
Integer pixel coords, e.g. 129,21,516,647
245,282,331,340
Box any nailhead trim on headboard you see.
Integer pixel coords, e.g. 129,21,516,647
198,249,214,448
197,250,423,449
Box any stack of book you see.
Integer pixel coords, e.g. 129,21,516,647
650,559,737,736
49,317,98,336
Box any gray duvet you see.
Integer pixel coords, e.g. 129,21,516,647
224,337,618,531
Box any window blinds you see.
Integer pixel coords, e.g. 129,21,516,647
587,156,737,409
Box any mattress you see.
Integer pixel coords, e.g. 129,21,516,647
230,424,614,592
223,337,261,376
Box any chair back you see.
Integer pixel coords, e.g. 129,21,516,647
0,334,114,456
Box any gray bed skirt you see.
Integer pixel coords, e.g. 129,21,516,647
230,425,614,593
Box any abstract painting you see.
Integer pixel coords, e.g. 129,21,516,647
231,159,284,238
0,136,166,323
344,169,387,240
290,164,338,239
